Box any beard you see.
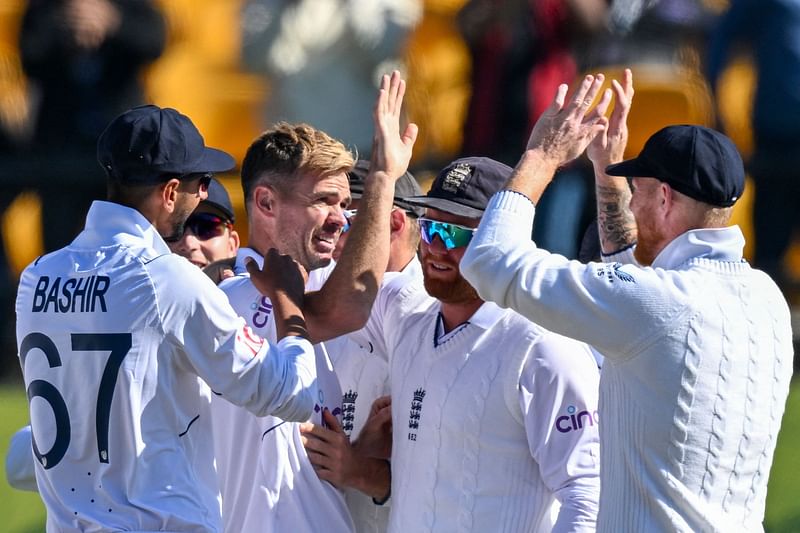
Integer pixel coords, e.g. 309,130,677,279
423,272,480,305
163,200,196,243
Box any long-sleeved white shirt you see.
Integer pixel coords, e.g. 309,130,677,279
15,202,317,533
461,190,795,532
210,247,354,533
353,272,601,532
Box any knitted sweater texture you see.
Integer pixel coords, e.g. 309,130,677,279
461,191,795,532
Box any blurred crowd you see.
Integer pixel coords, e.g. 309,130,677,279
0,0,798,378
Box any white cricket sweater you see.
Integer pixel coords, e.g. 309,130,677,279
355,275,601,532
462,190,795,532
326,256,423,533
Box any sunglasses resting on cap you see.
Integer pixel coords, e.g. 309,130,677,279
418,218,476,250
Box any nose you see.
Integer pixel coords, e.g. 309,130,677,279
426,233,450,254
330,206,347,231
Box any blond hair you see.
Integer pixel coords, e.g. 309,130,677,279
241,122,354,210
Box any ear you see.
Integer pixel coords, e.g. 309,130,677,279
389,208,405,241
228,229,241,255
253,185,277,218
160,179,182,213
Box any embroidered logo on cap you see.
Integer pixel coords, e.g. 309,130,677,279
441,163,472,193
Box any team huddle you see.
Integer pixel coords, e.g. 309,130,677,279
9,70,794,532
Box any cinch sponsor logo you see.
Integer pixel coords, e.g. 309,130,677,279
555,405,599,433
251,296,272,328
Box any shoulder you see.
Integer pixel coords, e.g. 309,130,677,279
499,312,597,376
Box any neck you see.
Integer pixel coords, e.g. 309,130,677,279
387,246,416,273
247,223,278,259
439,299,483,333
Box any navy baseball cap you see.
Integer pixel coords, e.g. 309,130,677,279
97,105,236,184
347,160,425,217
403,156,512,218
605,125,745,207
203,178,235,223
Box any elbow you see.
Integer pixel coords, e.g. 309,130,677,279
272,374,318,422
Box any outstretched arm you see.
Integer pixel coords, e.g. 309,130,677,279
303,71,418,342
586,69,638,254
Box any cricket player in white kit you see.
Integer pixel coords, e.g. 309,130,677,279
461,72,794,531
353,156,601,532
304,160,426,533
210,72,419,532
15,105,318,532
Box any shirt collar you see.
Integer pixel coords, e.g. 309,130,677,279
233,247,264,274
651,226,745,269
74,200,171,257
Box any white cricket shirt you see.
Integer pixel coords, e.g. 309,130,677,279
353,273,601,532
211,247,354,533
15,201,317,533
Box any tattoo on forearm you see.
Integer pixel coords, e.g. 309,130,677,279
596,184,637,253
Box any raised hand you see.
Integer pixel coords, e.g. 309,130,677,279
588,69,634,168
370,70,418,181
525,74,610,168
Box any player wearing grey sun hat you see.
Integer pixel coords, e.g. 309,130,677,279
15,104,318,532
334,152,601,531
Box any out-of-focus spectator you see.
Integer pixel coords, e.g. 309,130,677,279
18,0,166,252
707,0,800,296
458,0,607,258
240,0,421,156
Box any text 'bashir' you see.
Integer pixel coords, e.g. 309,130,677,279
31,275,110,313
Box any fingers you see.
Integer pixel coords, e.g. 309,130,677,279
565,74,600,115
244,256,260,277
370,395,391,415
546,84,569,115
402,122,418,149
588,88,613,121
322,408,344,434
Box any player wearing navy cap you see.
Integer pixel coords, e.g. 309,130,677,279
16,104,318,532
461,71,794,531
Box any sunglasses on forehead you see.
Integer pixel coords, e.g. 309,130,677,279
183,212,232,240
418,218,476,250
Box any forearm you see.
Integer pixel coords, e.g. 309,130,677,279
504,149,561,204
306,172,396,342
593,166,636,254
271,292,309,340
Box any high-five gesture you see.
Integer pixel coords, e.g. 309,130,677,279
370,70,418,181
588,69,634,168
525,74,610,168
504,73,610,203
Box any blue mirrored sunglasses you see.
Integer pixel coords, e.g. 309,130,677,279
342,209,358,233
418,217,476,250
